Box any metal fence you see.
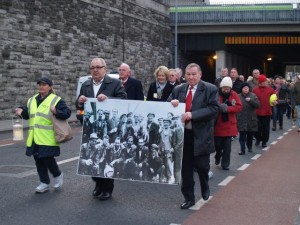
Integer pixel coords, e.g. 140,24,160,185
169,3,300,24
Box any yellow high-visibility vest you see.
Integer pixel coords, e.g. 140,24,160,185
26,93,61,147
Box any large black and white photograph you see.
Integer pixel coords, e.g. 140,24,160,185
77,98,185,185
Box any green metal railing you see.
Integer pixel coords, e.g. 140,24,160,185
169,3,300,24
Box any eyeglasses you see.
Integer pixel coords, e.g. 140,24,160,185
90,65,105,70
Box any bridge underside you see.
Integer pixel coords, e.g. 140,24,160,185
177,32,300,83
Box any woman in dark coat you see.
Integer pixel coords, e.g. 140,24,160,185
237,82,260,155
147,66,175,101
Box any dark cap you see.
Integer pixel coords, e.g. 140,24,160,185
37,77,53,86
163,118,171,124
241,82,250,90
90,133,98,139
147,113,155,118
151,144,159,150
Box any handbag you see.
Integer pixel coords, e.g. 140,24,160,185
51,113,73,143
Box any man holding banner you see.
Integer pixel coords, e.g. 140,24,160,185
168,63,219,209
76,58,127,201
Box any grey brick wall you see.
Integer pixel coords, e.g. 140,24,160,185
0,0,172,119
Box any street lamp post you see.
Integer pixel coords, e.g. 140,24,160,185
174,0,178,68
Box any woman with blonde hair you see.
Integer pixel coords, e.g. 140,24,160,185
147,66,175,101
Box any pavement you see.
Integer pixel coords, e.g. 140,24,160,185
182,126,300,225
0,111,79,134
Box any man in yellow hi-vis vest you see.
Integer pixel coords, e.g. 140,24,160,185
15,77,71,193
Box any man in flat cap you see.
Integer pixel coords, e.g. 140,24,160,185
146,144,165,182
146,113,159,149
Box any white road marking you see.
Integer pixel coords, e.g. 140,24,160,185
288,128,293,131
1,156,80,178
57,156,79,165
0,143,14,147
262,146,270,151
170,224,181,225
218,176,235,186
252,154,261,160
189,196,212,210
283,132,288,135
271,141,277,145
277,136,283,140
237,164,250,171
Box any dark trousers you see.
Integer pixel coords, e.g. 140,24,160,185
181,129,210,202
286,104,292,119
214,136,231,168
34,156,61,184
272,105,285,128
92,177,114,194
254,115,271,143
239,131,253,153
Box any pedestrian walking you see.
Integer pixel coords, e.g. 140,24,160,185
15,77,71,193
76,57,127,200
147,66,174,101
271,75,290,130
214,77,242,170
248,69,260,91
118,62,144,100
292,74,300,132
252,75,276,147
168,63,219,209
214,67,229,88
237,82,260,155
230,68,243,94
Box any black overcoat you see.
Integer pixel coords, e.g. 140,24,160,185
167,81,219,156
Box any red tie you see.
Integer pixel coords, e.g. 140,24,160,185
185,86,193,112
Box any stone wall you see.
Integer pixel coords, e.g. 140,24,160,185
0,0,172,120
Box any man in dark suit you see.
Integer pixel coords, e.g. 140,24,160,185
118,63,144,100
76,57,127,201
168,63,219,209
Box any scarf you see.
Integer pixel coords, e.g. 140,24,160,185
219,89,232,122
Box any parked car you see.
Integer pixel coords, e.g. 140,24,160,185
76,72,119,124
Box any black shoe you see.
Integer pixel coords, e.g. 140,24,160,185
92,186,102,197
201,188,210,201
272,127,276,131
180,200,195,209
238,152,245,155
215,158,220,165
99,192,112,201
248,148,252,152
279,126,283,130
262,142,267,147
222,166,229,170
255,140,260,146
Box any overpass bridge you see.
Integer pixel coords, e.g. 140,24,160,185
169,2,300,82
